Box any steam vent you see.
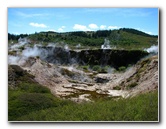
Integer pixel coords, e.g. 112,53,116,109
38,47,149,69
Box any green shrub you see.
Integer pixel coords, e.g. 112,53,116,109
81,65,89,71
113,86,121,90
100,66,108,73
19,46,25,51
126,82,138,89
36,56,40,59
8,92,56,120
118,66,126,72
18,82,50,93
92,65,101,72
15,90,158,121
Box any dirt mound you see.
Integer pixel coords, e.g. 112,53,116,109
8,65,35,89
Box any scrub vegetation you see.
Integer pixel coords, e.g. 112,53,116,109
8,28,158,50
8,65,158,121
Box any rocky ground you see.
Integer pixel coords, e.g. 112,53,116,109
8,53,158,103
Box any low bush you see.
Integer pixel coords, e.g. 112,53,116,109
14,90,158,121
18,82,50,93
126,82,138,89
92,65,101,72
100,66,110,73
8,65,158,121
118,66,126,72
113,86,121,90
81,65,89,71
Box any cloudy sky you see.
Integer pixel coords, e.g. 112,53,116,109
8,8,158,35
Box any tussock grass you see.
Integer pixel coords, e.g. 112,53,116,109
9,82,158,121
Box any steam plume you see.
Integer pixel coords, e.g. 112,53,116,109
101,39,111,49
144,45,158,54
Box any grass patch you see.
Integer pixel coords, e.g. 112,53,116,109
18,82,50,93
8,65,158,121
14,90,158,121
8,84,73,121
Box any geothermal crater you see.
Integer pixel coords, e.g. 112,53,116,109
8,40,158,103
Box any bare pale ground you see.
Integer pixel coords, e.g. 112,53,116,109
14,55,158,103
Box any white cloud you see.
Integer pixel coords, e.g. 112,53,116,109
136,28,153,35
148,32,152,35
61,26,66,29
57,26,66,32
107,26,120,30
29,22,48,28
88,24,98,29
144,31,152,35
73,24,91,31
58,28,64,32
100,25,107,29
47,29,56,32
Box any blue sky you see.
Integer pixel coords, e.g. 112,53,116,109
8,8,158,35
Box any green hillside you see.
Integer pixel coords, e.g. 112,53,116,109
8,28,158,50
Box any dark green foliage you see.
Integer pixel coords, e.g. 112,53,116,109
91,65,110,73
126,82,138,89
118,66,127,72
100,66,110,73
8,66,158,121
94,30,112,37
79,65,90,72
8,33,29,41
60,68,76,78
8,65,62,121
81,65,89,70
69,31,89,37
120,28,158,38
14,90,158,121
92,65,101,72
113,86,121,90
8,89,70,121
18,46,25,51
8,28,158,49
18,82,50,93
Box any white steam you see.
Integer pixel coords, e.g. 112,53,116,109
10,37,30,50
47,43,56,47
144,45,158,53
8,39,71,66
76,44,81,48
101,39,111,49
22,46,41,57
8,55,21,64
64,44,69,50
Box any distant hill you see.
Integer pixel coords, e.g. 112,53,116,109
8,28,158,50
